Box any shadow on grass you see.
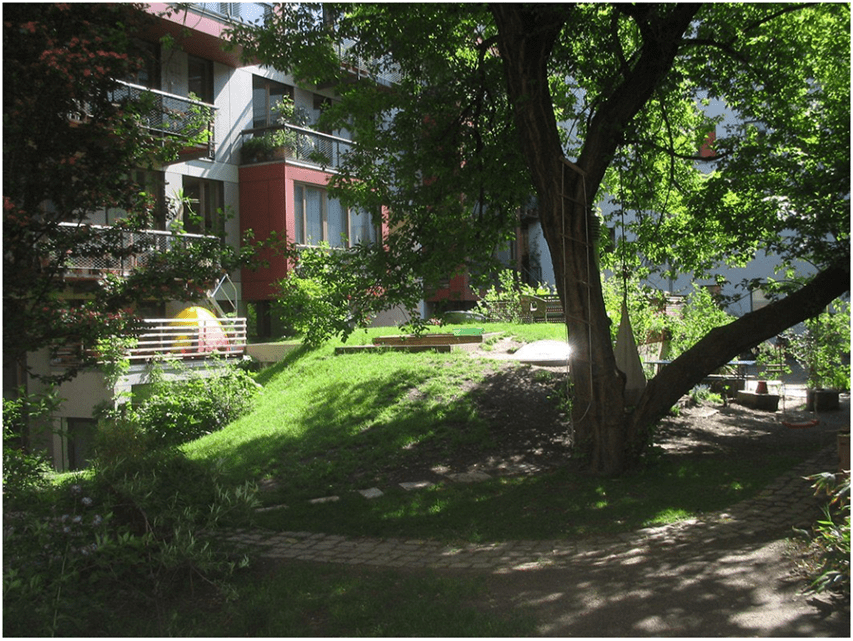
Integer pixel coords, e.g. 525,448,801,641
211,360,485,497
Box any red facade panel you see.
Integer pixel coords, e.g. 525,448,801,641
238,163,334,301
239,164,288,300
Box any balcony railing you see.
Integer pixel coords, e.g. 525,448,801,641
189,2,272,26
51,317,247,368
335,38,403,88
109,80,216,160
55,222,218,279
240,124,353,170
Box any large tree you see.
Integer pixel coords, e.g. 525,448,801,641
230,3,850,473
3,4,254,384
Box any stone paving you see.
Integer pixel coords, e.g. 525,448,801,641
219,444,841,573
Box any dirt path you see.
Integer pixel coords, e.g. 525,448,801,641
472,535,849,637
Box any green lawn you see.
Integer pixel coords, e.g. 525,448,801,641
185,323,813,543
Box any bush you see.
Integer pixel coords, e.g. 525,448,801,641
131,364,259,447
602,277,734,360
3,450,259,637
795,471,850,598
473,269,555,323
3,389,57,510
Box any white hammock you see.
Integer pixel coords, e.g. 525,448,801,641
614,298,646,406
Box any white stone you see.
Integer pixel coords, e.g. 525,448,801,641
399,481,434,491
513,340,571,366
309,496,340,504
446,471,492,483
358,487,384,499
255,504,288,512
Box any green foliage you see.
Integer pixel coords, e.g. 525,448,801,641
242,96,310,162
601,276,734,360
473,269,556,323
601,276,671,346
784,301,851,390
129,362,259,448
3,451,258,637
667,287,734,360
795,471,850,597
688,384,723,406
2,387,60,509
273,242,423,346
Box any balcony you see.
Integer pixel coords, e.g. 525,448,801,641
55,222,219,280
240,124,353,170
51,316,247,368
109,80,216,161
333,38,403,89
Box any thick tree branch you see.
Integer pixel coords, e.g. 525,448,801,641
631,259,851,437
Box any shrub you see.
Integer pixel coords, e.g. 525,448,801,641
602,277,734,360
131,364,259,447
795,471,850,598
3,389,58,510
3,450,258,637
473,268,555,323
784,300,851,391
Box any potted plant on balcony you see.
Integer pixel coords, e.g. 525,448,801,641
242,96,310,163
786,301,850,412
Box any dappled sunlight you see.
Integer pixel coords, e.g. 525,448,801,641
486,538,845,637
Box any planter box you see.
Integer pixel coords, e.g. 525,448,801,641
702,375,746,398
807,389,841,412
736,390,780,412
373,333,484,347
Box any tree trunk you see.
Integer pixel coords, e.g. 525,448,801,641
492,4,701,474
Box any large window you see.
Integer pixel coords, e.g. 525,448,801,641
188,55,214,103
294,184,378,247
182,176,224,236
252,76,293,128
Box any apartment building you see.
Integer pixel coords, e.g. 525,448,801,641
16,2,401,470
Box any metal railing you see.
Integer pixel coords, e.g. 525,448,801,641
109,80,216,159
55,222,217,277
189,2,272,26
240,124,353,169
335,38,402,88
51,317,247,367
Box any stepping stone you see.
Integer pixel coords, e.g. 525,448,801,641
255,504,288,512
358,487,384,499
446,471,492,483
399,481,434,491
309,496,340,504
513,340,571,366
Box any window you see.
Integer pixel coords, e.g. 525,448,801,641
188,55,214,104
252,76,293,128
182,176,224,236
103,169,166,228
294,184,378,247
127,40,160,89
64,418,96,471
751,288,772,312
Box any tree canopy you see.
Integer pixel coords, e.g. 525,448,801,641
230,3,849,473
